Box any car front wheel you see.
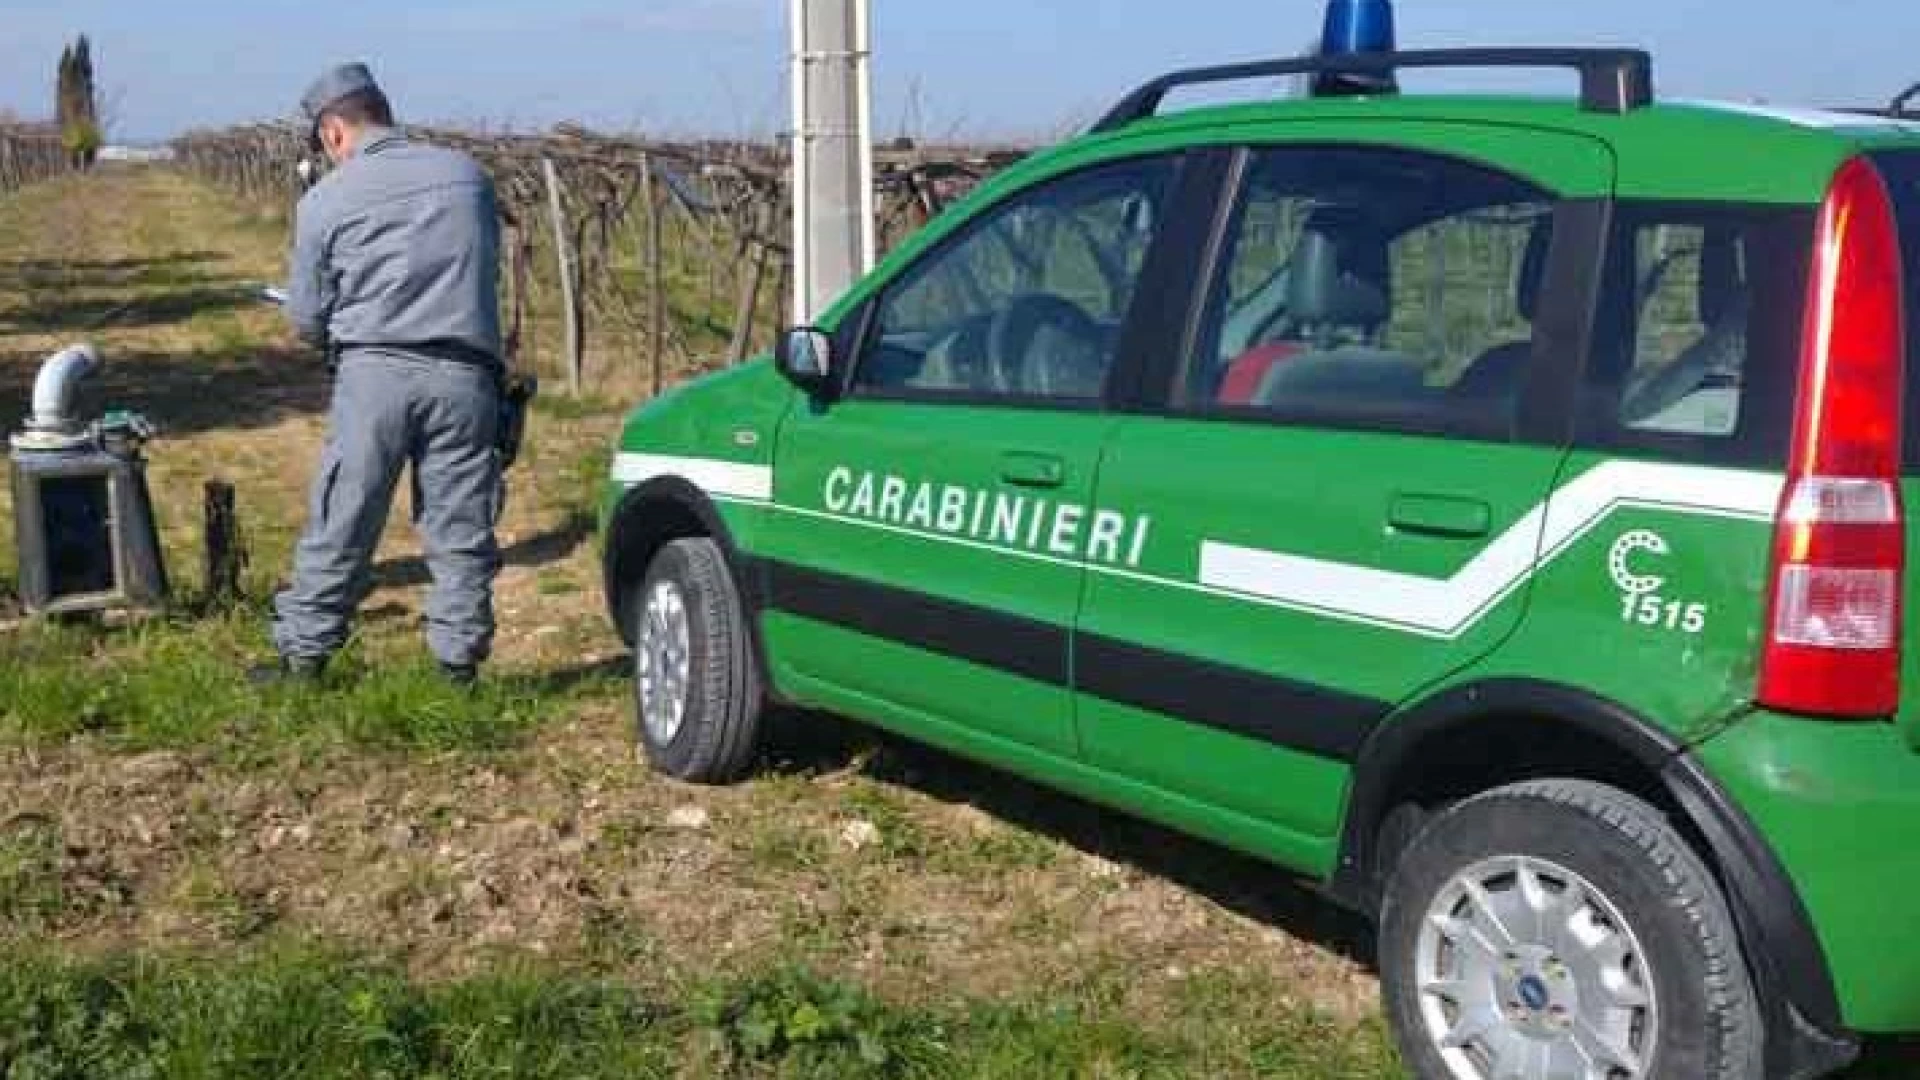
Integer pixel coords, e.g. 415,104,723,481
630,537,764,784
1379,779,1763,1080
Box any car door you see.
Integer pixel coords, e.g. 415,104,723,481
1075,135,1614,866
760,155,1180,758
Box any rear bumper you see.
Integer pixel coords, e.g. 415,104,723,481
1698,708,1920,1034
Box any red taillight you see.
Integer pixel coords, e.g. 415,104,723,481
1759,157,1908,718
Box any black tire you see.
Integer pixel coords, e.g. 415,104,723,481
1379,779,1763,1080
629,537,764,783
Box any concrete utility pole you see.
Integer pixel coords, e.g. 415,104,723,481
790,0,875,324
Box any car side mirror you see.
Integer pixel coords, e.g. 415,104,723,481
775,326,834,397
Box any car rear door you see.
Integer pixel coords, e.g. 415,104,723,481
1074,129,1614,867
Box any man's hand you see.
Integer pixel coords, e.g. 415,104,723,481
286,201,337,349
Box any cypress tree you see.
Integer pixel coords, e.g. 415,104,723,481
55,45,73,129
74,36,96,124
55,35,100,169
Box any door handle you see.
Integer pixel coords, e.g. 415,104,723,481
1000,451,1066,489
1388,493,1492,539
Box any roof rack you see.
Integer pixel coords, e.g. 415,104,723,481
1892,81,1920,119
1841,82,1920,122
1090,47,1655,134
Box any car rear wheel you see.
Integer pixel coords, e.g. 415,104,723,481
630,537,764,783
1379,779,1762,1080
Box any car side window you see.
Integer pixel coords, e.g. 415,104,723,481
1576,204,1812,466
1616,224,1750,436
855,157,1176,403
1183,147,1553,439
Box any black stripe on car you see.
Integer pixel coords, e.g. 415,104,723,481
760,558,1387,763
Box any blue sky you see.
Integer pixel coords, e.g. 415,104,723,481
2,0,1915,142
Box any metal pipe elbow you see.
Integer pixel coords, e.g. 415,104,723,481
27,343,102,434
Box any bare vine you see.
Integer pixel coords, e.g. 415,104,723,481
172,121,1021,395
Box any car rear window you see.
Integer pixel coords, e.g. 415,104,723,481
1576,202,1813,468
1874,151,1920,470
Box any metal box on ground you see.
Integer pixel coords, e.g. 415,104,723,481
7,344,168,616
9,440,167,614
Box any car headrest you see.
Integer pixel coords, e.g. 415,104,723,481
1517,219,1552,321
1698,228,1743,326
1287,229,1390,328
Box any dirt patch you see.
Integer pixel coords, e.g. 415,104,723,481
0,715,1380,1019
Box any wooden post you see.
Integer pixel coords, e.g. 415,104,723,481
640,154,666,398
203,480,245,607
728,240,769,365
542,156,583,395
727,200,773,365
774,256,792,338
1485,229,1506,325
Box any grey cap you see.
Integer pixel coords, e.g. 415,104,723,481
300,62,381,121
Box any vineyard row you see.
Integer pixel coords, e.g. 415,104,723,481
172,122,1022,397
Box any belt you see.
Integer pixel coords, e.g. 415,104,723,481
336,341,501,368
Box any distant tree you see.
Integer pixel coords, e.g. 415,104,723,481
56,45,72,123
55,34,100,169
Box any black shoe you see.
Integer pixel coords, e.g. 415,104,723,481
438,662,478,688
248,655,326,687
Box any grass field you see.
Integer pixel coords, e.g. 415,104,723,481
0,168,1400,1078
0,167,1913,1078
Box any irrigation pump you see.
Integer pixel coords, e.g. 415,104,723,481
8,343,168,615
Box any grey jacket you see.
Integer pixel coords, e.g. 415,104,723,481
286,129,502,365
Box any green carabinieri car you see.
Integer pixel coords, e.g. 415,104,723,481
601,41,1920,1080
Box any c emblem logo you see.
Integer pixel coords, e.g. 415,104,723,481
1608,530,1669,596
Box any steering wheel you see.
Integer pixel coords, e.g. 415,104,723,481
986,293,1108,398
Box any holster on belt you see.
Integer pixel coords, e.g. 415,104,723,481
496,371,538,470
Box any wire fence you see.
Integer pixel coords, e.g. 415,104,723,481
0,126,69,194
172,122,1021,398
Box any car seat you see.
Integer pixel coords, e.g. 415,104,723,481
1223,223,1391,406
1449,219,1551,404
1217,339,1304,404
1252,229,1430,410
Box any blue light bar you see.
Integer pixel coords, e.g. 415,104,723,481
1314,0,1399,97
1321,0,1395,55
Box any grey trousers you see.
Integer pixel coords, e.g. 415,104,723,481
273,350,502,667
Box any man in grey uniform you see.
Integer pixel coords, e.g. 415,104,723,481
259,63,503,686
